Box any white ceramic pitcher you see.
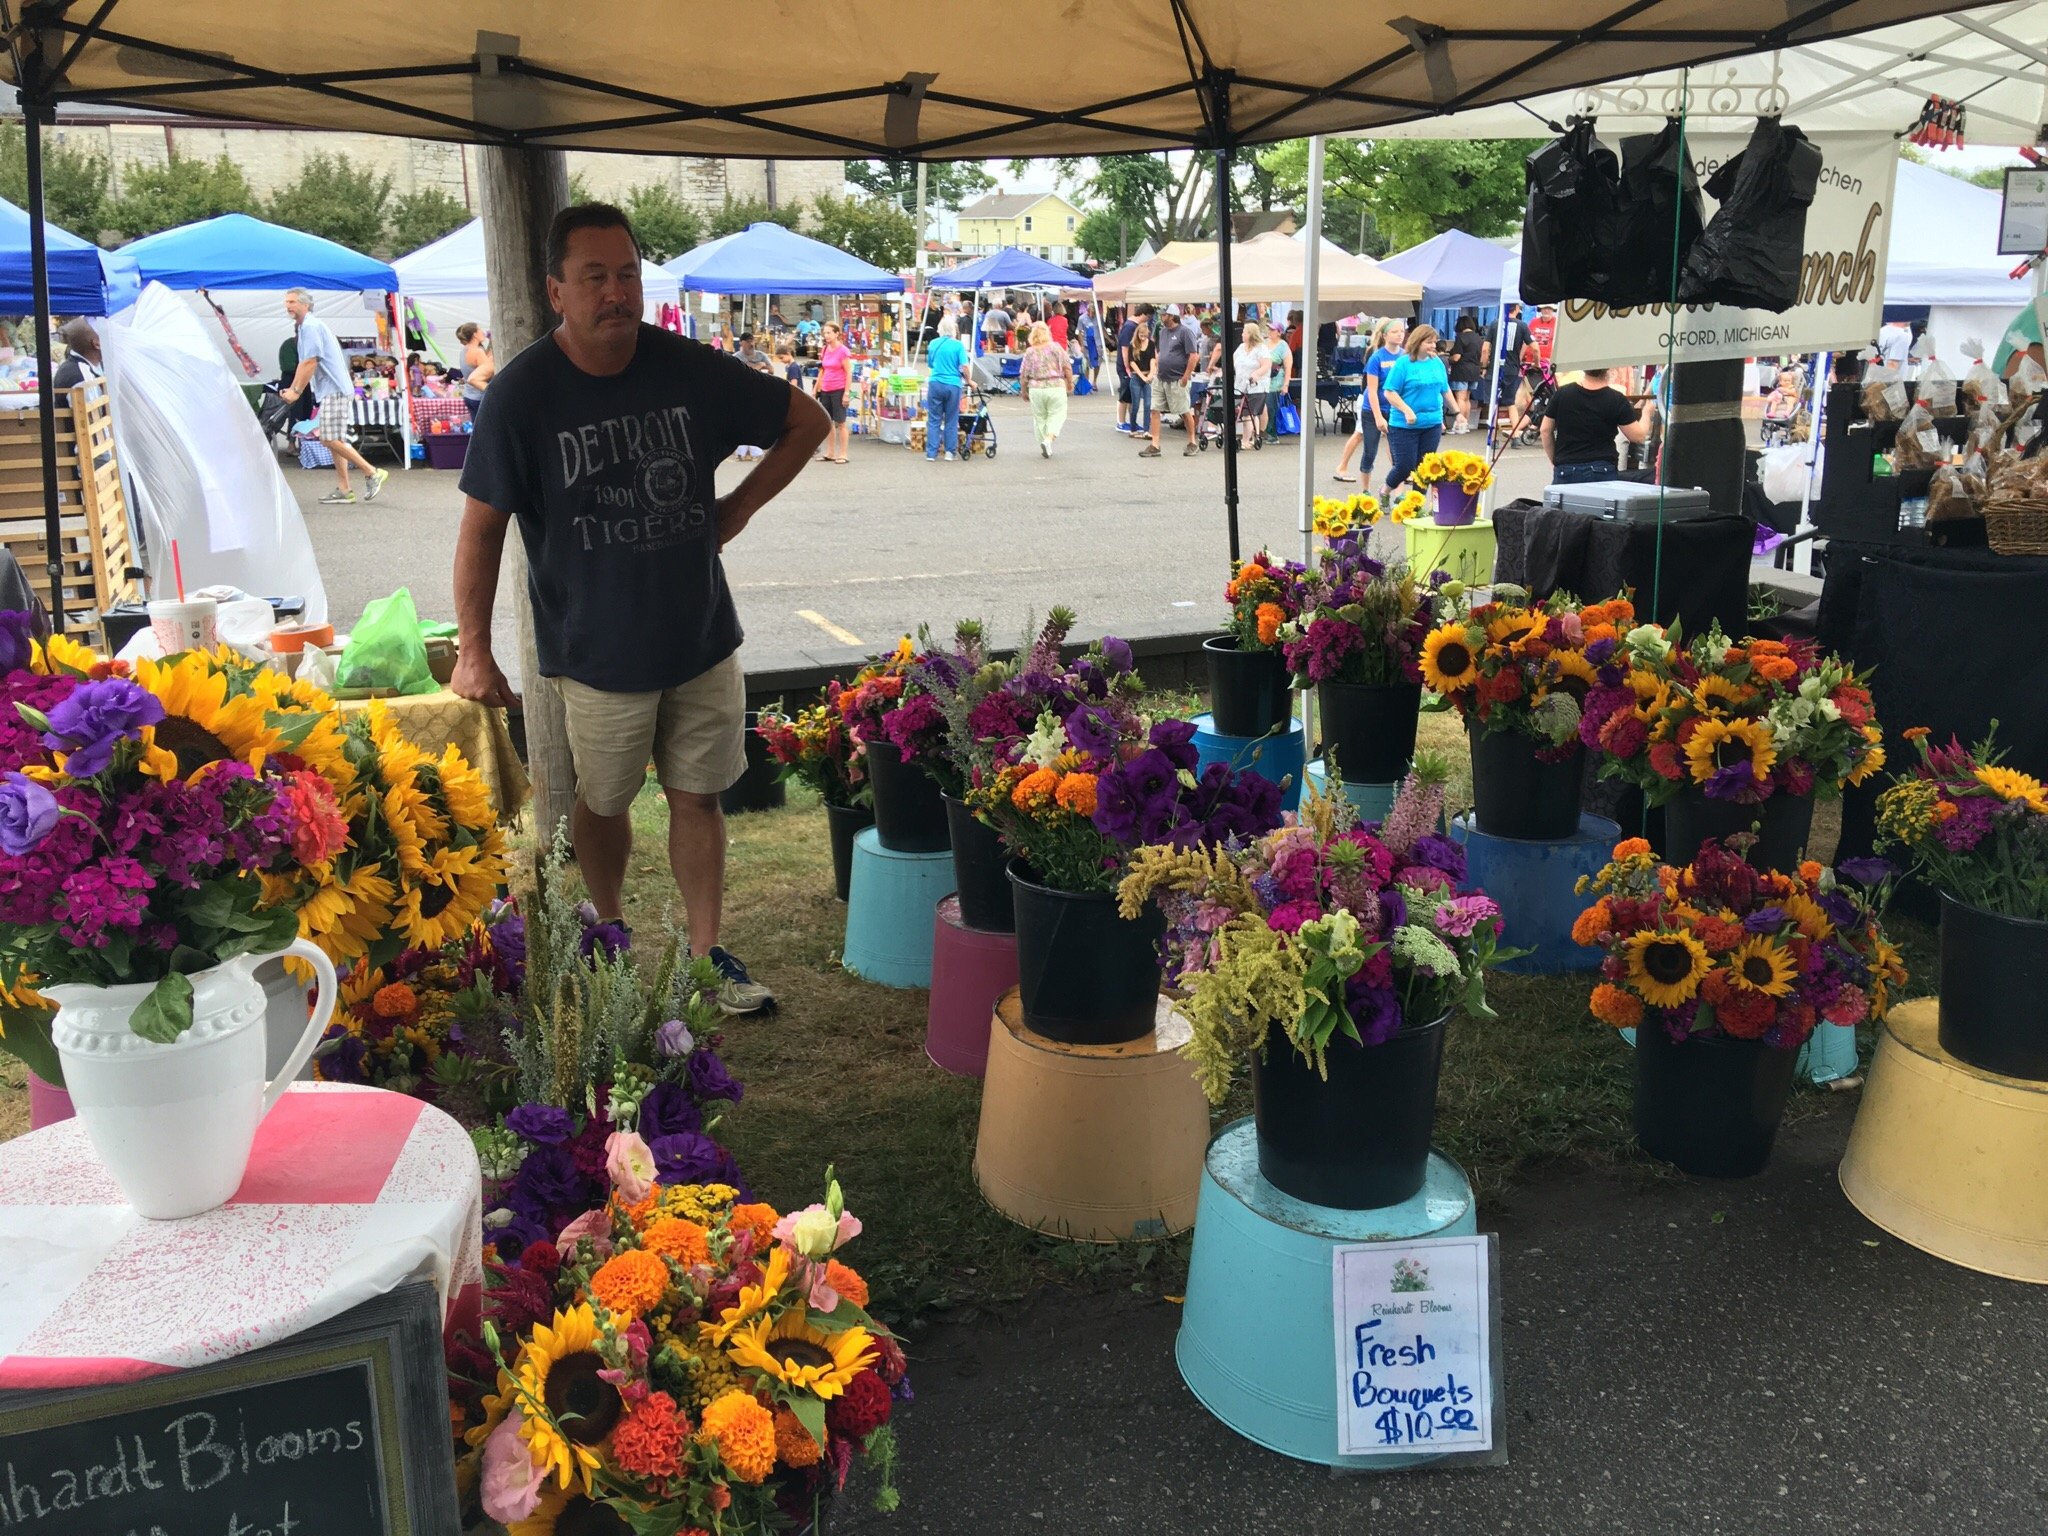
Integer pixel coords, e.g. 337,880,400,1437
45,938,337,1220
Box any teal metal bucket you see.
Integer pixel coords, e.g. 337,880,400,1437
1302,761,1398,823
842,827,955,988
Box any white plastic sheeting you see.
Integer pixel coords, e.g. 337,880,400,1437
100,282,329,624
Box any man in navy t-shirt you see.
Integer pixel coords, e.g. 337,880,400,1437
453,203,829,1014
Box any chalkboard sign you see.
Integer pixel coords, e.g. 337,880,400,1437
0,1281,459,1536
1331,1233,1506,1465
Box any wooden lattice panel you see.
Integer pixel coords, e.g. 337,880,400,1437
0,384,138,637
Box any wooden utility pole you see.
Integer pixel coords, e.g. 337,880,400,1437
476,145,575,847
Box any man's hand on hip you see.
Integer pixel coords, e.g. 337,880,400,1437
716,495,754,550
451,646,520,709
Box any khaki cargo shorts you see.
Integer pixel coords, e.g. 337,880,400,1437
559,652,747,816
1159,378,1192,418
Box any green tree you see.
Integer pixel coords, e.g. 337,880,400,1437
1259,138,1534,253
264,151,392,254
99,154,255,241
848,158,995,213
0,124,109,240
621,184,704,264
387,187,469,255
1074,207,1133,265
808,193,915,270
708,195,800,239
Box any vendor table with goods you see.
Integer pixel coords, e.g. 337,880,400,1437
0,1084,481,1388
333,687,529,821
1491,498,1750,637
409,395,471,435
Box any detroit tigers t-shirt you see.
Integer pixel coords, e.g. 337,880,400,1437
460,323,790,693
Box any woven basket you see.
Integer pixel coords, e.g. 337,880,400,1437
1983,499,2048,556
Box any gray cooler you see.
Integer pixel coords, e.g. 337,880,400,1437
1541,480,1716,522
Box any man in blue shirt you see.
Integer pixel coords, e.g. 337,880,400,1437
279,288,388,505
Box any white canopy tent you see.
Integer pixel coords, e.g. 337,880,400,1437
392,219,680,367
1887,159,2033,374
1129,231,1423,312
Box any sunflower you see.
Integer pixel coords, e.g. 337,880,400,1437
1682,718,1776,785
1691,675,1753,716
1420,625,1479,693
315,863,399,963
37,632,104,677
1550,651,1598,698
1778,891,1834,943
1975,764,2048,812
513,1306,615,1492
726,1309,877,1402
1485,609,1542,650
701,1244,793,1347
436,745,498,830
394,844,499,951
1622,929,1713,1008
1726,936,1798,997
249,668,354,793
134,653,286,778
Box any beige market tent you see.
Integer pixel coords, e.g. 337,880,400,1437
1129,231,1424,308
1093,256,1182,304
1150,241,1218,268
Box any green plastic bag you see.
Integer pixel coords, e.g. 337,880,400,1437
336,588,438,696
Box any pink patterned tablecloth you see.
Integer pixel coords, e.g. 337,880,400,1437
0,1083,481,1389
410,395,471,433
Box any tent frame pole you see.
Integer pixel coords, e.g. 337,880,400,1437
19,52,64,624
1209,72,1240,565
1296,135,1326,760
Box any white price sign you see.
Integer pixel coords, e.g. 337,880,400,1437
1332,1234,1499,1459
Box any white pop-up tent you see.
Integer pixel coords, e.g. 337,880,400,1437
1886,159,2032,373
392,219,681,365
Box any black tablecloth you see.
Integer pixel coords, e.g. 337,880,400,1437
1492,501,1752,637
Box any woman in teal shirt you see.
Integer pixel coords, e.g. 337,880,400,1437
925,316,970,462
1381,324,1451,493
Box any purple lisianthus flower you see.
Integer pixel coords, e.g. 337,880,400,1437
488,1207,553,1265
40,677,164,778
505,1103,576,1146
1406,832,1467,884
580,920,631,962
1344,980,1404,1047
1378,886,1407,933
655,1018,695,1059
637,1080,704,1141
316,1022,369,1084
1148,718,1201,772
686,1048,743,1103
1099,635,1134,674
507,1143,588,1217
0,610,33,674
1743,906,1789,934
1584,635,1618,667
649,1130,739,1188
1836,856,1896,887
1817,888,1860,931
1064,703,1120,761
0,770,59,856
1702,760,1764,804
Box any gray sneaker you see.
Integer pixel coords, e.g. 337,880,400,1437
364,467,391,501
319,488,356,504
707,946,775,1015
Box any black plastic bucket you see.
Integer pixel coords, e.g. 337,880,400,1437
1938,894,2048,1080
1251,1013,1448,1209
1009,861,1164,1045
1633,1022,1798,1178
824,801,874,903
720,711,787,815
945,795,1014,933
1469,726,1585,840
1661,788,1813,872
1205,636,1292,738
1317,681,1422,785
864,739,950,853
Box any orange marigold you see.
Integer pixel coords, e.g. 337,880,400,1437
728,1202,780,1253
825,1259,870,1310
371,982,418,1020
1053,772,1099,818
1612,837,1653,859
1752,655,1797,685
1235,561,1262,587
1798,860,1823,884
590,1248,670,1320
612,1391,690,1482
1902,725,1930,742
1692,915,1746,954
1255,602,1286,646
1011,767,1059,810
700,1389,776,1485
641,1217,711,1269
1589,983,1644,1029
773,1407,824,1468
625,1188,663,1228
1570,899,1612,948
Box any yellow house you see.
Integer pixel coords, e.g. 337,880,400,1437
955,191,1088,264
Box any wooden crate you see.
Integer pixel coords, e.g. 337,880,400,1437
0,384,138,638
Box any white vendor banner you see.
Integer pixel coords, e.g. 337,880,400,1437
1552,129,1897,372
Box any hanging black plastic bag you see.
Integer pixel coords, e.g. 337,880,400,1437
1602,119,1706,306
1520,120,1621,305
1678,118,1822,313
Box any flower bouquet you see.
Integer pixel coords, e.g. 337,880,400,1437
1878,726,2048,1077
1423,591,1631,839
1118,756,1510,1206
1574,835,1904,1175
1274,542,1448,784
967,714,1284,1044
457,1170,904,1535
1209,551,1306,736
1580,623,1884,868
1409,448,1492,525
833,637,947,852
1308,490,1425,541
755,701,866,811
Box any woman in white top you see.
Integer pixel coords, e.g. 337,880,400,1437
1233,321,1273,450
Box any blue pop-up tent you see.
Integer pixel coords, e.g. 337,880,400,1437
928,247,1092,291
1377,229,1510,320
664,222,904,294
119,212,396,291
0,195,137,315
